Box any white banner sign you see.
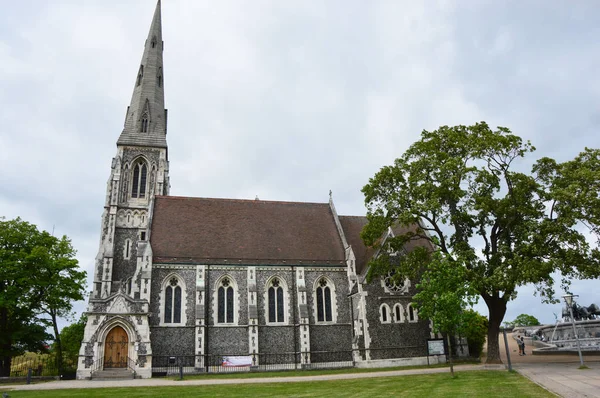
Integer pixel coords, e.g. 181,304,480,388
222,356,252,367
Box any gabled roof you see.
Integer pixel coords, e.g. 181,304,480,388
339,216,434,275
150,196,346,265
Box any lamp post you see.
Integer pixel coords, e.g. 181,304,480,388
563,294,584,366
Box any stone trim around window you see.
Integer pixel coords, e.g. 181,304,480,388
313,276,337,324
158,273,187,327
263,275,290,325
213,275,239,326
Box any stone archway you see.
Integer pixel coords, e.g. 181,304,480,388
104,326,129,368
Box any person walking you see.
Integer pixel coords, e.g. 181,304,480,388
520,336,526,355
517,335,523,356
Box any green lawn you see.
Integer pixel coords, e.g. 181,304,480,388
4,371,553,397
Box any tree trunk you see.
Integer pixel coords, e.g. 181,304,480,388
447,334,455,377
50,310,63,375
482,293,508,364
0,353,11,377
0,307,11,377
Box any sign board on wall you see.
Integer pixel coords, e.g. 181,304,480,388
427,339,445,356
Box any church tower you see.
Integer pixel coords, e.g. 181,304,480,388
77,0,168,379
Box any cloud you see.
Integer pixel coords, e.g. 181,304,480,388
1,0,599,330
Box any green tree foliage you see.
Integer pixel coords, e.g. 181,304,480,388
458,310,488,359
361,122,600,363
504,313,541,328
58,315,87,371
0,217,86,376
411,251,477,375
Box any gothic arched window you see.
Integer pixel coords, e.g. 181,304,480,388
316,278,333,322
131,161,147,199
141,113,149,133
267,277,285,323
408,303,418,323
217,277,235,324
164,277,182,323
380,304,391,324
394,303,404,323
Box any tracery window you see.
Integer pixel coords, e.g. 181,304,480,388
267,277,285,323
383,269,410,294
316,278,333,322
131,161,147,198
217,277,235,324
164,277,182,324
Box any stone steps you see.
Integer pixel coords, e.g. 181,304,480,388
91,368,136,380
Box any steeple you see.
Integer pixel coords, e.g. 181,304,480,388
118,0,167,148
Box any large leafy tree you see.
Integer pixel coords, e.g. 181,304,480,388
0,217,85,376
361,122,600,363
38,235,86,375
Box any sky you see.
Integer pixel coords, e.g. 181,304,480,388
1,0,599,331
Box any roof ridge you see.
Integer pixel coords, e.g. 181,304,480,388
155,195,329,206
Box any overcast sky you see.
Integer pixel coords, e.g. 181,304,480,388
1,0,599,330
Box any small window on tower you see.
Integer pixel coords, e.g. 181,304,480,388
157,67,163,88
151,35,157,49
141,113,149,133
136,65,144,86
140,231,146,241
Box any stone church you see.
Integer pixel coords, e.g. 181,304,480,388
77,1,437,379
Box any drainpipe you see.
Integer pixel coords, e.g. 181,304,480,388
292,266,298,367
205,265,210,373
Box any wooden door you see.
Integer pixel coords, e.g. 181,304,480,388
104,326,128,368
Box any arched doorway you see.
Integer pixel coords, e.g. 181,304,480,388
104,326,129,368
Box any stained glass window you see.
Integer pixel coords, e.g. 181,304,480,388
316,278,333,322
218,286,225,323
174,286,182,323
164,278,182,324
217,278,235,324
165,286,173,323
268,287,276,322
267,278,285,323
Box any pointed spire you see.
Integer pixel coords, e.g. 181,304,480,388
118,0,167,148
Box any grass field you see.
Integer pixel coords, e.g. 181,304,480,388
3,371,553,397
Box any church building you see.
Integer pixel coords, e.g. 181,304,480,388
77,1,437,379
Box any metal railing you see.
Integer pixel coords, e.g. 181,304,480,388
127,356,137,378
152,350,356,376
9,354,77,378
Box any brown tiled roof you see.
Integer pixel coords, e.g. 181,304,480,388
338,216,374,275
339,216,434,275
150,196,346,265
